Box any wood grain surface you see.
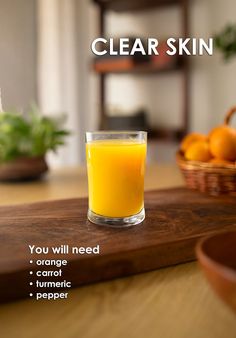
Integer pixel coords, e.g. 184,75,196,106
1,187,236,303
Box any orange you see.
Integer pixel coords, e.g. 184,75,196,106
185,140,212,162
209,125,236,161
180,133,208,153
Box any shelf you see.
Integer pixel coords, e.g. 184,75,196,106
93,59,183,75
93,0,190,142
93,0,180,12
148,127,185,141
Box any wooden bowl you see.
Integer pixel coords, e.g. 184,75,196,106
0,156,48,182
196,231,236,313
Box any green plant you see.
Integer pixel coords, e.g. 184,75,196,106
0,107,70,162
214,24,236,61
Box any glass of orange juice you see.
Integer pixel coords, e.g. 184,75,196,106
86,131,147,227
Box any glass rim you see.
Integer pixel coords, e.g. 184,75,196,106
86,130,147,136
85,131,147,143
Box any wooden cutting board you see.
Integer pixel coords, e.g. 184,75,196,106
0,188,235,303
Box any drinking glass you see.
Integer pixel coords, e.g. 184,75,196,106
85,131,147,227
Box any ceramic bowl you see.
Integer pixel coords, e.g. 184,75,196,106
196,231,236,313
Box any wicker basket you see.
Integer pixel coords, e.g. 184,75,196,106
176,107,236,196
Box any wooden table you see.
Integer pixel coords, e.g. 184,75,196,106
0,164,235,338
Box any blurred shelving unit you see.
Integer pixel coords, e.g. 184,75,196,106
92,0,190,141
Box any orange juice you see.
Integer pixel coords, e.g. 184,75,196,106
86,139,146,218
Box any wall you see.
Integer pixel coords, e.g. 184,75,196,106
0,0,37,110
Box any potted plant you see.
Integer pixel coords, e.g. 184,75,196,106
214,24,236,60
0,107,69,181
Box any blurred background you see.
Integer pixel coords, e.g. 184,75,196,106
0,0,236,167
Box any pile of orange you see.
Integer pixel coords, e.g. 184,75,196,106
180,124,236,165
